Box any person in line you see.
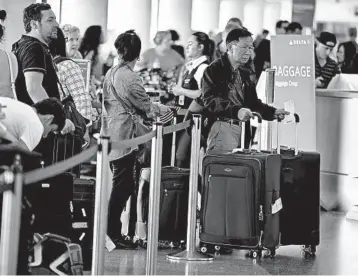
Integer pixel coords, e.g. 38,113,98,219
103,30,171,249
286,22,303,35
61,24,83,59
275,20,289,35
136,30,184,71
79,25,105,81
0,97,66,151
253,29,269,49
337,42,358,74
49,27,93,122
171,32,214,167
0,9,19,99
345,27,358,54
315,32,340,88
12,3,74,133
199,28,288,154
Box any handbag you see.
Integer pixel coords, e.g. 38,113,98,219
108,65,152,165
54,62,89,138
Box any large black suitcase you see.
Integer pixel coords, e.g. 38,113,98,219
72,178,95,271
135,115,190,248
199,113,282,258
277,115,320,256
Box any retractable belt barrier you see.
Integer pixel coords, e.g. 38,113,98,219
0,114,198,276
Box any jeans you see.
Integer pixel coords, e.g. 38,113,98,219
107,151,136,240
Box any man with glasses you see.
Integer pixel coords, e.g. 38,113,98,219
315,32,340,88
199,28,288,154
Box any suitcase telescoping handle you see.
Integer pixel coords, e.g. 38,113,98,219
276,113,300,155
240,112,263,153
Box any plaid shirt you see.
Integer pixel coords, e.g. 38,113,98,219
56,60,93,121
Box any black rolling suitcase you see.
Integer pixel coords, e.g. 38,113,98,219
71,178,95,271
135,115,190,248
200,113,282,258
277,115,320,256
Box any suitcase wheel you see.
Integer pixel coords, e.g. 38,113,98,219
264,248,276,258
214,245,221,252
200,244,208,253
247,250,262,259
301,245,316,257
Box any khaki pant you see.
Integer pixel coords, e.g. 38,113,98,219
207,121,242,153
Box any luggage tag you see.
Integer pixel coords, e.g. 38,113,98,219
283,100,295,124
271,198,283,214
178,95,185,106
105,235,116,252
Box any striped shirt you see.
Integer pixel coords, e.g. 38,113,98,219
315,54,340,88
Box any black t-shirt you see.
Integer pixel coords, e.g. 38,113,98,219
12,35,60,105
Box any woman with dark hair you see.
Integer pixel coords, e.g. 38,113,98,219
171,31,214,109
103,30,171,249
337,42,358,74
171,31,214,167
49,27,93,123
78,25,104,79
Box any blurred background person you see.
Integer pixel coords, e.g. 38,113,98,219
61,24,83,59
253,29,269,49
79,25,105,81
136,30,184,71
275,20,289,35
169,29,185,58
336,42,358,74
345,27,358,54
286,22,303,35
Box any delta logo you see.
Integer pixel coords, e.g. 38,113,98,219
289,40,311,46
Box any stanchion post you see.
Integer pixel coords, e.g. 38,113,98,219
146,121,163,275
91,135,110,276
0,155,23,275
167,115,213,261
170,116,177,167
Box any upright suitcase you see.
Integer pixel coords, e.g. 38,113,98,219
72,178,96,270
135,115,190,248
200,113,282,258
277,114,320,256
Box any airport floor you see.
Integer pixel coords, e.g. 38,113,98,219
101,211,358,275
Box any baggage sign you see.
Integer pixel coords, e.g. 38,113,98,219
73,59,91,93
271,35,316,151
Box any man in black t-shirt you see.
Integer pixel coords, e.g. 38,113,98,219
12,3,74,133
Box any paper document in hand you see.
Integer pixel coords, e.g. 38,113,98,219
283,100,295,124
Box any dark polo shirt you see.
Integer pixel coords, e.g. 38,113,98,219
12,35,60,105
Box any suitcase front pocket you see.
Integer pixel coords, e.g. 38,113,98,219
204,167,256,240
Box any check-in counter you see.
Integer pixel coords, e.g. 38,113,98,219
316,89,358,211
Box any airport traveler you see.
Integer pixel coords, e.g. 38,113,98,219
103,30,171,249
136,30,184,71
286,22,303,35
199,28,288,153
275,20,289,35
315,31,341,88
254,30,271,79
61,23,83,59
49,27,93,123
253,29,269,49
12,3,74,133
79,25,105,81
337,42,358,74
213,17,243,58
172,32,214,167
345,27,358,54
0,97,66,151
0,9,19,99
